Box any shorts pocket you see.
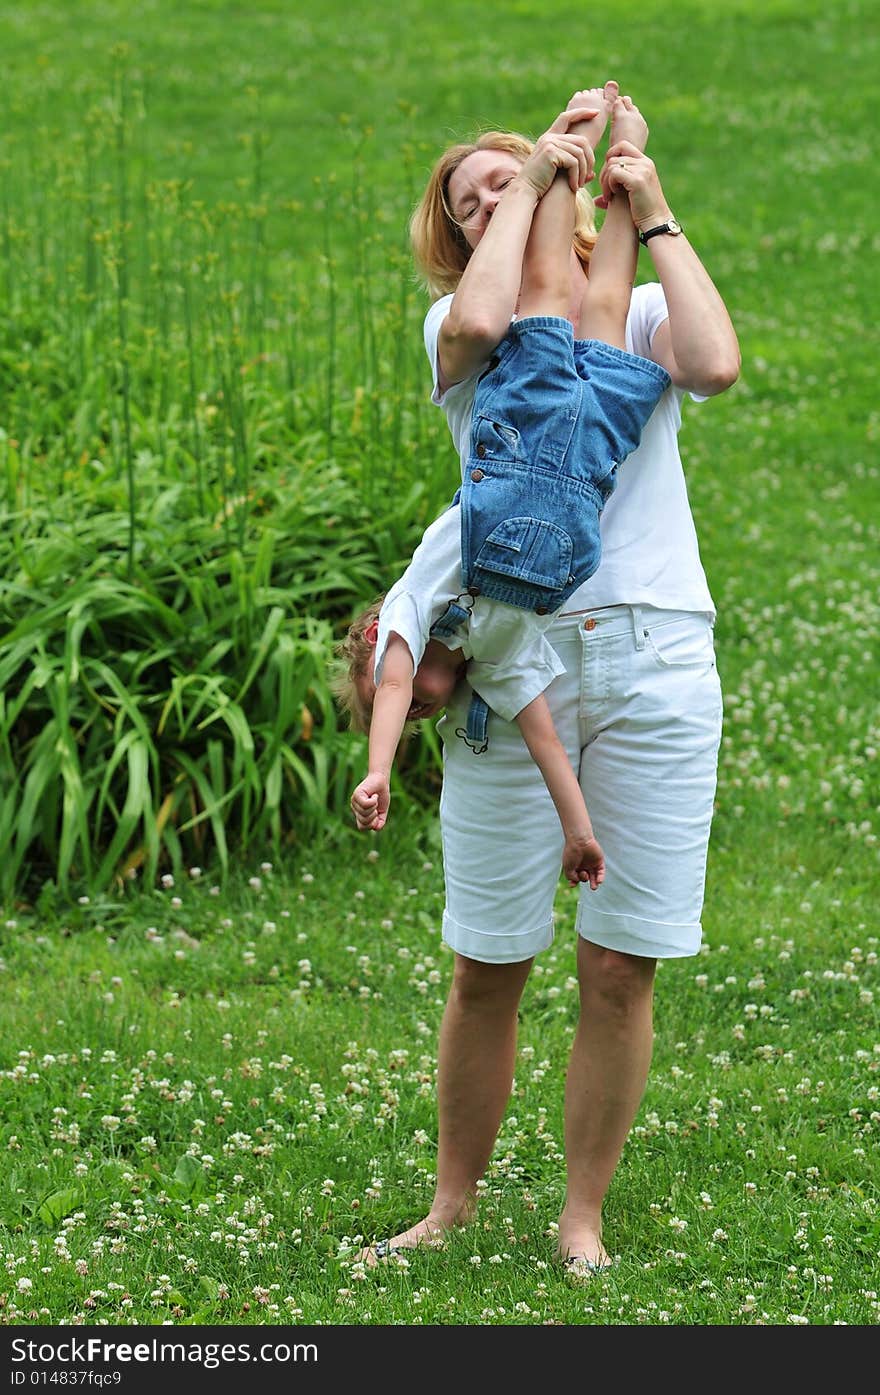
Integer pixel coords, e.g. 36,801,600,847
643,614,716,670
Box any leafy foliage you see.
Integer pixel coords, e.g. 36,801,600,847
0,75,455,899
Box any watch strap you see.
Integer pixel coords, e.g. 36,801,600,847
638,219,682,246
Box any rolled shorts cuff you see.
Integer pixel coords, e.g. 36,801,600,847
576,904,701,959
442,909,555,964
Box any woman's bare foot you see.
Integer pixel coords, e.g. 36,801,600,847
608,93,648,153
355,1199,477,1267
556,1214,611,1274
565,80,619,151
356,1219,445,1267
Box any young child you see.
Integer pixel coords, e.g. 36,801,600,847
335,95,670,888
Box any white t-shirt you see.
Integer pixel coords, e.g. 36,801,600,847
374,505,565,723
423,283,715,618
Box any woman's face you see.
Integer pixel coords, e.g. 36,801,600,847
446,149,523,251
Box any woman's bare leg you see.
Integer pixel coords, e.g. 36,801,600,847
360,952,532,1263
557,938,656,1268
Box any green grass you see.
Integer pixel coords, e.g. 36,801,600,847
0,837,876,1325
0,0,878,1326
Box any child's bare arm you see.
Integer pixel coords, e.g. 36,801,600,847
515,694,605,889
350,634,414,832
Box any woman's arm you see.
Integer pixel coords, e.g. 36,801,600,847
350,634,414,832
600,140,741,397
439,108,597,389
439,178,539,387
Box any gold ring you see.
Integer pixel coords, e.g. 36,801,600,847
618,160,627,170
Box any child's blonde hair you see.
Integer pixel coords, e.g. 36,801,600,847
410,129,599,300
330,596,385,734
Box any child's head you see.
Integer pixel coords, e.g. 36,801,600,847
331,597,384,734
332,597,464,731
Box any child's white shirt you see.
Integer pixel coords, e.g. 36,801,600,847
375,505,565,723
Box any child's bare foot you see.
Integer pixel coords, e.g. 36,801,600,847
565,79,619,151
609,93,648,153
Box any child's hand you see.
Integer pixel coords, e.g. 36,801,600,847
351,772,391,832
562,833,605,890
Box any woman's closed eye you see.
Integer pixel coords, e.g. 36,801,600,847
458,180,512,225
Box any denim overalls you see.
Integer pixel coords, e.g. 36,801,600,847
433,316,671,750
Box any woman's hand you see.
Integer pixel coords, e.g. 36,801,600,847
516,107,600,199
595,141,673,229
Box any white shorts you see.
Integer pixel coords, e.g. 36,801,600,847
437,605,723,963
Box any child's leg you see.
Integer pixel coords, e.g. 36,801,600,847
566,82,619,159
517,83,620,324
577,96,647,349
517,169,580,321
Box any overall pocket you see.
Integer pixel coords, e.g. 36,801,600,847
470,414,521,462
470,515,573,611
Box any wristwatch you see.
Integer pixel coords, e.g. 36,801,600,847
638,218,683,246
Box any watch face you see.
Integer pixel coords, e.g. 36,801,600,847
667,219,682,235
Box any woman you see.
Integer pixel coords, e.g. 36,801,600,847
362,82,740,1276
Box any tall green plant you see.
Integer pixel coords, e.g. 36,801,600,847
0,69,467,903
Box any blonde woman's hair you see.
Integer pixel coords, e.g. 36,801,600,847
330,596,385,734
410,129,598,300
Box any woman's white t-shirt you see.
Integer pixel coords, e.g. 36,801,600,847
423,283,715,619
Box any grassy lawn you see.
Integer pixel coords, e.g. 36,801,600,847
0,0,877,1328
0,828,877,1325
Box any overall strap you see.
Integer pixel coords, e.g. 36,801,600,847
428,594,490,755
428,599,472,639
455,692,490,755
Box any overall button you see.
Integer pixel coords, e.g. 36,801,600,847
475,443,487,458
470,468,485,482
535,606,548,616
584,617,596,631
